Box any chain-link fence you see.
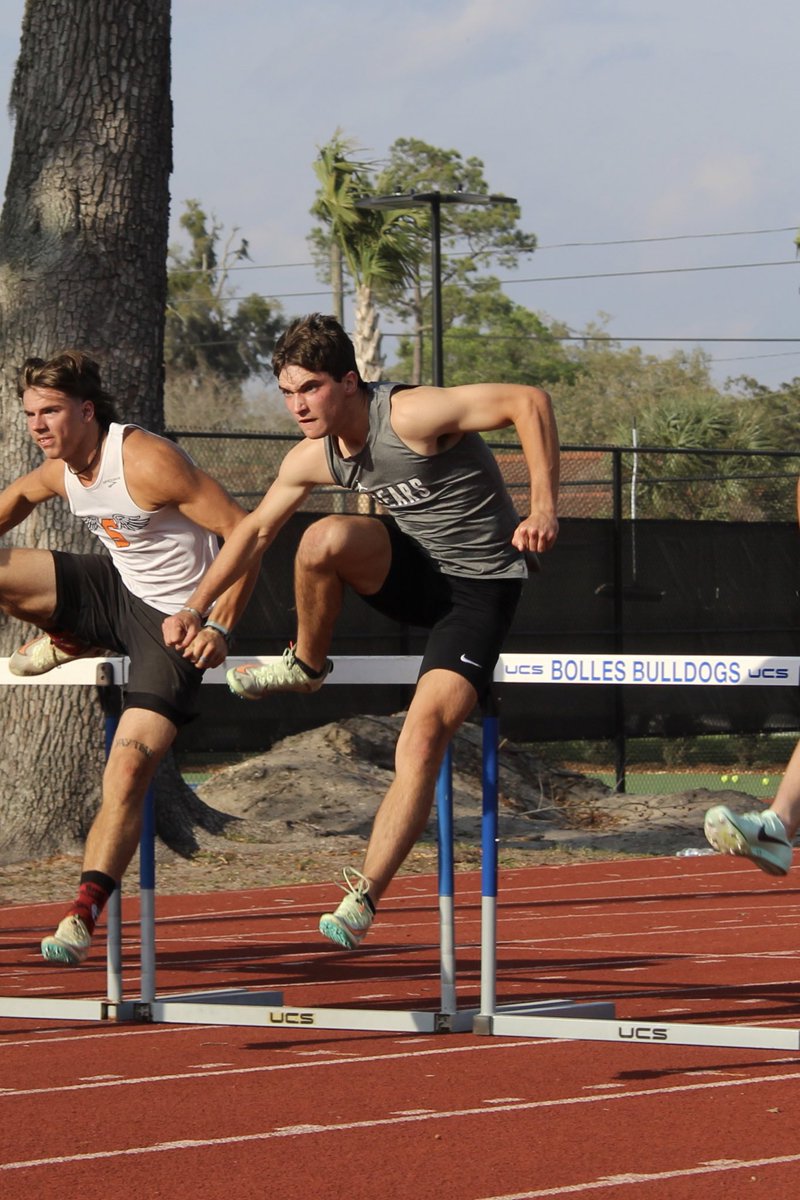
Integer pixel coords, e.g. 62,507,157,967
531,729,797,800
558,446,800,522
169,430,800,523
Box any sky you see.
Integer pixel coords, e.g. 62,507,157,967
0,0,798,391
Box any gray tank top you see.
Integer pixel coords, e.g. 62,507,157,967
324,382,527,579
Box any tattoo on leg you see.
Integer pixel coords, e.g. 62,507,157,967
115,737,155,760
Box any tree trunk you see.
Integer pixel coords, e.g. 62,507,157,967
0,0,219,864
330,241,344,326
352,283,384,383
411,280,425,386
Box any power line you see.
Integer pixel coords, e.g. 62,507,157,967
168,257,800,309
172,331,800,351
527,335,800,345
708,350,800,365
536,225,798,250
171,224,799,275
502,260,800,286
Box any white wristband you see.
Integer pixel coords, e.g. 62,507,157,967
179,605,205,622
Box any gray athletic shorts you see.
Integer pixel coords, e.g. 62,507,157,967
358,521,524,696
50,551,204,727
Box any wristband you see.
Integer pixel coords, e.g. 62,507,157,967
204,619,233,646
179,605,205,622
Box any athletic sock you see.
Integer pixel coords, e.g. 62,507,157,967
292,652,326,679
46,629,90,655
66,871,117,934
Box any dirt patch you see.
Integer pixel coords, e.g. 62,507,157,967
0,714,746,906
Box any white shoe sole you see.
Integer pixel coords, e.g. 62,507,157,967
704,810,791,877
318,914,364,950
41,937,89,965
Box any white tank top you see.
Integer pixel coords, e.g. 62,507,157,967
63,423,218,615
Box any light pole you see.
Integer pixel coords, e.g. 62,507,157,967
355,190,517,386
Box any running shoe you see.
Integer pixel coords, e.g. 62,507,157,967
226,646,332,699
41,915,93,965
704,805,792,877
318,868,375,950
9,632,98,677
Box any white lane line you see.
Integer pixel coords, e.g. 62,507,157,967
0,1025,204,1050
3,896,795,958
478,1152,800,1198
0,1038,553,1098
0,861,776,921
3,1070,800,1172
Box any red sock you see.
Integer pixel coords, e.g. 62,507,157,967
67,872,116,934
48,630,90,655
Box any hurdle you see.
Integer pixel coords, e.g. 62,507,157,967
2,652,800,1048
142,686,603,1033
475,651,800,1051
0,658,138,1022
0,653,593,1032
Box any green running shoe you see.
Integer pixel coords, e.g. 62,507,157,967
41,915,93,965
319,868,374,950
704,805,792,877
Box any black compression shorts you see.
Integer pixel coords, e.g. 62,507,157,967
50,551,204,727
357,521,524,695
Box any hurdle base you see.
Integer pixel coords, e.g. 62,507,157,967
479,1010,800,1051
138,995,455,1032
0,995,138,1023
154,988,285,1006
437,1008,479,1033
473,998,617,1037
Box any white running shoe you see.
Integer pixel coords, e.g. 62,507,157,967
41,915,93,965
9,632,97,677
318,868,375,950
227,646,332,699
704,805,792,877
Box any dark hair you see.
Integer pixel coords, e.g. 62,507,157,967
18,350,120,430
272,313,363,385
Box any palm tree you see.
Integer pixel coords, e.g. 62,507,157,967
310,134,422,380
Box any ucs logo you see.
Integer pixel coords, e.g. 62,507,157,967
267,1010,315,1025
617,1024,668,1041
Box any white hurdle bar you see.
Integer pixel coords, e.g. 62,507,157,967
2,652,800,1046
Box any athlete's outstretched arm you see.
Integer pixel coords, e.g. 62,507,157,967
0,461,62,536
123,430,261,666
162,439,329,654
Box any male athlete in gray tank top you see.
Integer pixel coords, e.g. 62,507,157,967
165,313,560,951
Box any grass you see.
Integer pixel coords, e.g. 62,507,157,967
590,769,778,798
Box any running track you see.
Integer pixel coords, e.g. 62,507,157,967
2,855,800,1200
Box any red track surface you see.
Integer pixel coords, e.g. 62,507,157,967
2,855,800,1199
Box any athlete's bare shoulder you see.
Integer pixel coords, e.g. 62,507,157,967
36,456,68,499
120,425,205,508
278,436,333,488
